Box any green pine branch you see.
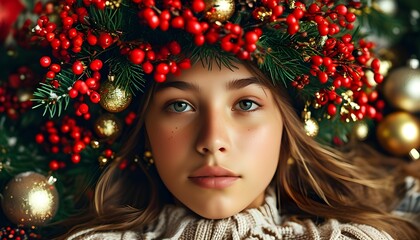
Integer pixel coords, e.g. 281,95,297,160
109,57,146,95
31,70,75,118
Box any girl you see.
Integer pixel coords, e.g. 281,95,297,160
61,59,419,239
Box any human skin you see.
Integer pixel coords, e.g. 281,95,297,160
145,62,283,219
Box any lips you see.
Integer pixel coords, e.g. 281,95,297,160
188,166,240,189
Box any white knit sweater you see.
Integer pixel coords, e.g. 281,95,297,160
68,189,394,240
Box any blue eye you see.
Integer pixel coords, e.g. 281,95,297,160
167,101,193,112
235,100,259,111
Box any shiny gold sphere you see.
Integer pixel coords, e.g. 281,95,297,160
304,118,319,137
353,121,369,141
99,80,132,113
376,112,420,156
94,113,122,140
1,172,59,226
383,59,420,112
205,0,235,22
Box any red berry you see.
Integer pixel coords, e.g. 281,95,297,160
317,24,329,36
192,0,205,13
40,56,52,68
142,61,154,74
98,32,113,49
49,160,60,171
371,58,380,71
171,16,185,28
90,91,101,103
154,73,166,82
71,154,81,164
168,41,181,55
90,59,103,71
78,103,89,114
50,63,61,73
374,72,384,83
46,71,56,79
341,34,352,43
345,12,356,22
186,20,202,35
245,31,259,43
335,4,347,15
72,61,84,75
35,133,44,143
327,104,337,116
317,71,328,84
87,33,98,45
129,49,146,64
156,62,170,75
286,15,297,25
287,23,299,35
311,55,323,66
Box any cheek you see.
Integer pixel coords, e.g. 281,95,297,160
146,119,193,167
238,122,282,157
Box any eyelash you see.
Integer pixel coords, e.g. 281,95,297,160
234,99,261,112
165,99,261,113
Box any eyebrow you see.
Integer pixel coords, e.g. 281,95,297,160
154,81,200,93
226,77,261,90
154,77,262,93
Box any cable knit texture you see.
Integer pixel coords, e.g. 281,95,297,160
68,189,393,240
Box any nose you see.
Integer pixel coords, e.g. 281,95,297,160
195,109,230,155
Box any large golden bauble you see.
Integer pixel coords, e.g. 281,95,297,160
94,113,122,140
383,58,420,112
99,80,132,112
204,0,235,22
373,0,397,16
376,112,420,156
1,172,59,226
353,121,369,141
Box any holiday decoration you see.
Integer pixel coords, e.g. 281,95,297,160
204,0,235,22
352,121,369,141
383,58,420,112
0,226,41,239
376,112,420,156
28,0,387,146
94,113,123,140
99,76,133,113
373,0,398,16
1,0,419,237
0,0,25,42
1,172,59,226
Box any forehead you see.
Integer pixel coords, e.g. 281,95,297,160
167,61,254,82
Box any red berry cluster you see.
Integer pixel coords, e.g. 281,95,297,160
0,67,36,119
295,30,384,120
0,226,40,240
132,0,263,81
35,117,93,171
306,3,356,35
123,40,191,82
38,56,103,118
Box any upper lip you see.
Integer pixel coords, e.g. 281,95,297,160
189,166,240,178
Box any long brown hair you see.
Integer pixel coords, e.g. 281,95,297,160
60,61,419,239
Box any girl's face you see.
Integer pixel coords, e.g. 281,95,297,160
145,62,283,219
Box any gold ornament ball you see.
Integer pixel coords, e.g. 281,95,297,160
205,0,235,22
373,0,397,16
304,118,319,137
94,113,122,140
99,80,132,113
376,112,420,156
383,58,420,112
353,121,369,141
1,172,59,226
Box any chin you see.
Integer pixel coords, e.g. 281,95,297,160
192,206,242,220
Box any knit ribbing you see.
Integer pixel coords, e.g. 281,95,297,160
67,188,394,240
